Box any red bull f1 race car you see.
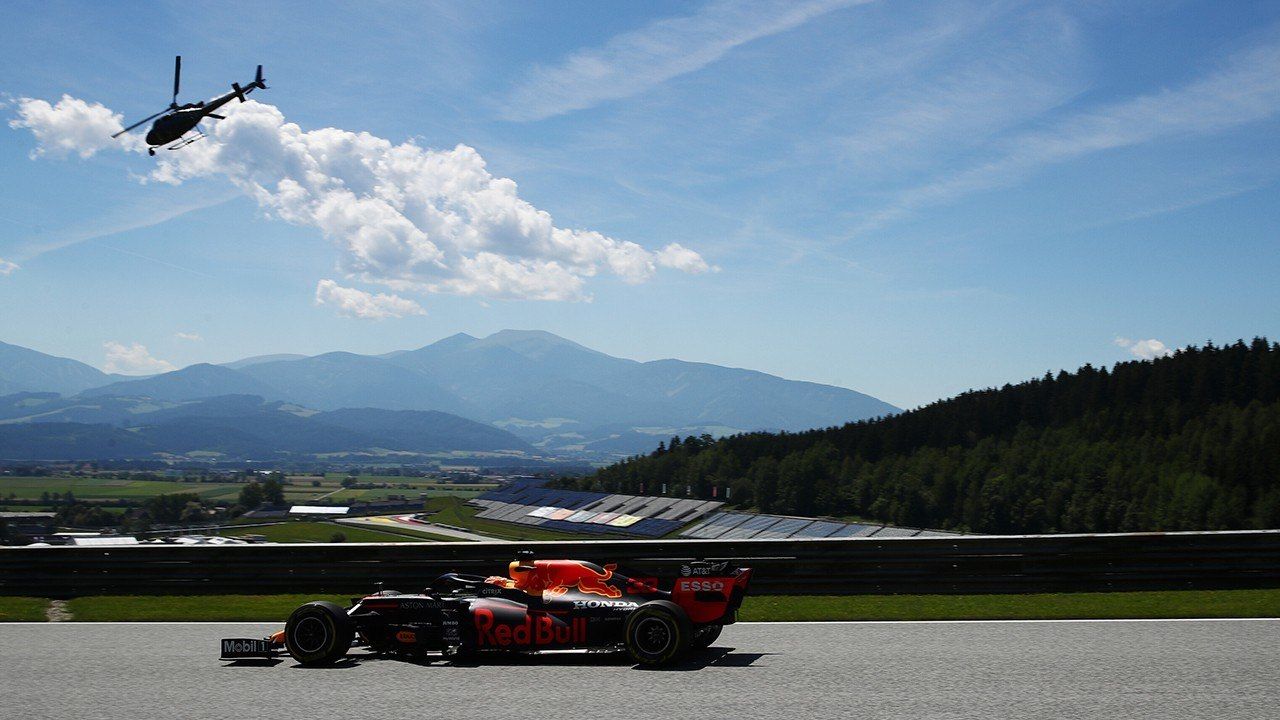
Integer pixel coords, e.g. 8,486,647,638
220,555,752,667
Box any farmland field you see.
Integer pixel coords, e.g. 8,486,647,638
0,475,494,506
0,476,248,502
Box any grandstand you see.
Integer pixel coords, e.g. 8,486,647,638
469,481,958,539
469,483,724,538
678,511,958,539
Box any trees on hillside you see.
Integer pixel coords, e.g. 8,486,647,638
566,339,1280,533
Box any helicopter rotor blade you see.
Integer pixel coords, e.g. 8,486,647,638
112,108,167,138
172,55,182,107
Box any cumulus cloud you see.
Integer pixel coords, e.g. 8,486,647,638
1114,337,1174,360
10,97,711,307
656,243,715,273
315,279,426,319
0,257,17,276
9,95,145,158
174,332,203,342
103,341,176,375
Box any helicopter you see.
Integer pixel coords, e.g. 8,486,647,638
112,56,267,155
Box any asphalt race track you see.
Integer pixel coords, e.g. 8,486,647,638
2,620,1277,719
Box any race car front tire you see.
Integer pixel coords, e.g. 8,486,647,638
625,600,691,666
691,624,722,650
284,601,354,666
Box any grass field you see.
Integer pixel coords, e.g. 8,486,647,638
65,594,351,622
216,521,458,544
19,588,1280,622
0,597,48,621
421,496,582,541
324,486,491,502
738,589,1280,621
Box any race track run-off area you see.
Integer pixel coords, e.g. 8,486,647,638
2,620,1277,719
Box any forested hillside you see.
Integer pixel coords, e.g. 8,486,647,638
567,340,1280,533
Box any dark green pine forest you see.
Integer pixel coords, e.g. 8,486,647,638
565,339,1280,534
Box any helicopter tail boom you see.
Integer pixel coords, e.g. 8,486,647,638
231,65,266,103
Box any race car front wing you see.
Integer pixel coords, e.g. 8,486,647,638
219,637,282,660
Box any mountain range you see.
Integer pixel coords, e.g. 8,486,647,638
0,330,899,459
0,393,533,461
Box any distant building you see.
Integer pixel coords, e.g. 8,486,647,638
66,535,139,546
0,512,56,543
288,505,350,516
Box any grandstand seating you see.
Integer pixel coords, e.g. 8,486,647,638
470,480,959,539
678,511,957,539
468,483,723,538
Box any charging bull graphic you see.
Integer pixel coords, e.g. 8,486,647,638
543,561,623,599
486,559,624,599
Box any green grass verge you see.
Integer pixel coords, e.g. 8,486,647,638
738,589,1280,621
65,594,351,622
217,521,456,544
420,497,583,541
0,597,49,621
36,588,1280,623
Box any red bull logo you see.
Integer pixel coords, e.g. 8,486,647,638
473,608,587,647
542,561,623,599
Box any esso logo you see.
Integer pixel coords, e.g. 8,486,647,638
678,579,725,592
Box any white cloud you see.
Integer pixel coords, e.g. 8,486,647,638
103,341,176,375
859,33,1280,231
0,257,17,276
11,98,710,304
175,332,203,342
656,243,716,273
315,279,426,319
1114,337,1174,360
9,95,145,158
501,0,867,121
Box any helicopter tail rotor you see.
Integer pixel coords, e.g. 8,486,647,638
232,65,266,102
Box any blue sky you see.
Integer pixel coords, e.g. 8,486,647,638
1,0,1278,409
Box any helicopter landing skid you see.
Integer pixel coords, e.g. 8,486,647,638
166,132,206,151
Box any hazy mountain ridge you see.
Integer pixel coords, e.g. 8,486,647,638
0,393,533,460
0,330,899,457
0,341,113,396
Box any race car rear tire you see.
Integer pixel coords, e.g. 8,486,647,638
691,624,722,650
625,600,691,666
284,601,354,666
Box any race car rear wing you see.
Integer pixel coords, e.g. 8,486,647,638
670,561,752,624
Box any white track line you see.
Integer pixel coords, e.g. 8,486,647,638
2,617,1277,626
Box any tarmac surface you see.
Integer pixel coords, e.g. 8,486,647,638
337,514,498,541
2,619,1276,720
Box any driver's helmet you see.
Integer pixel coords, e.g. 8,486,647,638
508,559,537,589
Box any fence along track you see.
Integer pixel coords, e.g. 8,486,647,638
2,530,1278,598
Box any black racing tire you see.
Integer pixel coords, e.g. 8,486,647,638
624,600,691,666
284,601,354,666
691,624,723,650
